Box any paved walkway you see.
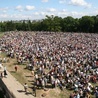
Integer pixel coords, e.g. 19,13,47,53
2,71,35,98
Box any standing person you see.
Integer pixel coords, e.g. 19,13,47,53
0,63,3,78
32,86,36,97
95,89,98,98
4,66,7,78
1,72,3,78
31,70,34,77
14,65,18,72
24,83,28,94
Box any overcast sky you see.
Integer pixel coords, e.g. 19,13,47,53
0,0,98,21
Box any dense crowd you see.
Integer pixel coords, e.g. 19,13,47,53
0,31,98,98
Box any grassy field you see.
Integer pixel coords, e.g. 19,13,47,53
0,32,4,37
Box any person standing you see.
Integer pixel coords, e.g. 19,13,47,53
95,89,98,98
14,65,18,72
4,66,7,78
0,63,3,78
32,86,36,97
24,83,28,94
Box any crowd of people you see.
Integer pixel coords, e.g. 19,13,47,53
0,31,98,98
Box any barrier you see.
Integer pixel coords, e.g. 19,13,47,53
0,78,15,98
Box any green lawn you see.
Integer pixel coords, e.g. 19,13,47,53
0,32,4,37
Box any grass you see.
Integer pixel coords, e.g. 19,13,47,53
0,52,33,91
0,32,4,37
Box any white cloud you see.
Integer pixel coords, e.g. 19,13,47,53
0,7,8,13
69,0,91,8
40,12,46,15
62,9,67,12
0,14,8,18
90,9,98,16
10,14,33,20
42,0,49,2
0,6,97,21
34,12,40,16
95,10,98,14
25,5,35,11
0,11,86,21
58,12,68,17
59,0,66,4
47,8,56,12
57,9,68,17
70,11,88,18
15,5,23,12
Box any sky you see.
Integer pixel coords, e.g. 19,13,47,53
0,0,98,21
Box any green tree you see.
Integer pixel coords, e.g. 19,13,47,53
61,16,76,32
94,15,98,33
79,16,94,33
6,21,16,31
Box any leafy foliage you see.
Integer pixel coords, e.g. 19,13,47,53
0,15,98,33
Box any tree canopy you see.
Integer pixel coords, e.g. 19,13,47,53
0,15,98,33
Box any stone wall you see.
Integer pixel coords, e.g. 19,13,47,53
0,78,15,98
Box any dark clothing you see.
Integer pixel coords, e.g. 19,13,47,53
33,86,36,97
95,91,98,98
4,70,7,76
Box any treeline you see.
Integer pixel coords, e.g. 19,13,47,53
0,15,98,33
